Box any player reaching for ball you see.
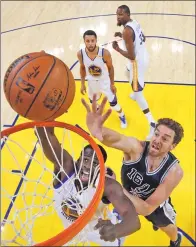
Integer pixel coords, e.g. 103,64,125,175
35,126,140,246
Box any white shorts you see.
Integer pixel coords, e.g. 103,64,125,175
126,50,149,91
87,79,115,102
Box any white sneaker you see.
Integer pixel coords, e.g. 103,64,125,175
146,122,156,141
119,116,127,129
130,93,136,101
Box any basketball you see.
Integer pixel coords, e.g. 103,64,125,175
3,51,75,121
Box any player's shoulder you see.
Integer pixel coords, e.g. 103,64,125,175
77,49,82,57
169,160,183,176
102,48,111,56
162,160,183,185
123,25,134,39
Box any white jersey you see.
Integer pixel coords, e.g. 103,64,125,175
53,173,115,230
122,19,148,61
81,47,109,81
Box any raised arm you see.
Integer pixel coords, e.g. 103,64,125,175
112,27,135,60
35,127,74,177
77,50,87,95
82,95,143,160
95,177,140,241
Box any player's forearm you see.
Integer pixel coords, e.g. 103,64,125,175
80,68,86,85
100,127,132,153
123,189,153,216
101,127,123,148
36,128,61,164
116,47,135,60
114,212,140,238
108,66,114,85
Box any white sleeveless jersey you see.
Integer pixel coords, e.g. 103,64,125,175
53,173,112,230
81,47,109,81
122,19,148,60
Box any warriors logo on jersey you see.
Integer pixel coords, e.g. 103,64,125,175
61,197,83,221
88,65,102,77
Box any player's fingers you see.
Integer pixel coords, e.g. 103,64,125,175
81,98,91,113
94,222,100,230
92,94,97,113
102,109,112,124
99,225,106,235
94,218,104,230
97,96,107,115
94,218,108,230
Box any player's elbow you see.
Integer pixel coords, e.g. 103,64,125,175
129,55,135,60
142,205,156,216
134,216,141,231
142,209,153,216
127,52,135,60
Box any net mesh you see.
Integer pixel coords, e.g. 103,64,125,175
1,124,104,246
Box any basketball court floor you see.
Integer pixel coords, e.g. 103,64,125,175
1,1,195,246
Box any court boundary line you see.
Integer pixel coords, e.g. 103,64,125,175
1,12,195,34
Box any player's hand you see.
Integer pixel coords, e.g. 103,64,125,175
110,84,117,94
94,219,117,242
114,32,122,38
82,94,112,141
80,84,86,95
112,41,120,52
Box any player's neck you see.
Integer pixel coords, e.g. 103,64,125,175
124,18,132,26
85,46,98,55
147,152,168,170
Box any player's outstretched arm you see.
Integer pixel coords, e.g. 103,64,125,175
82,95,143,156
94,177,140,242
35,127,74,175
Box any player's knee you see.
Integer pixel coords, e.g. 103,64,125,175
134,91,143,100
109,96,121,111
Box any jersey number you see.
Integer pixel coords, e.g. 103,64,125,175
127,168,143,185
139,32,145,45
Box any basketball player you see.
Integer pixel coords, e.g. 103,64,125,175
36,127,140,246
82,95,184,247
112,5,156,139
77,30,127,129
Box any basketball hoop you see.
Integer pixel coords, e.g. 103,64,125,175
1,121,105,246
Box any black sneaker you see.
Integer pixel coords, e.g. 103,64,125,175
169,232,182,247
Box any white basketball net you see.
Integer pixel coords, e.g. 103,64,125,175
1,125,105,246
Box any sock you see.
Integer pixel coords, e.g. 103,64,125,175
144,111,155,126
118,111,125,117
134,91,155,125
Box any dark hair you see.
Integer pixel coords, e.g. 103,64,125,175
83,30,97,39
82,144,107,162
156,118,184,145
118,5,130,15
